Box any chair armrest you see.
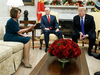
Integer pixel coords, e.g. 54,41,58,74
59,26,61,29
97,30,100,39
40,26,61,29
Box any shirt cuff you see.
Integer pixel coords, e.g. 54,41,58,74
86,34,89,37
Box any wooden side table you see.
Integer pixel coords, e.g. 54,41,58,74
19,21,36,49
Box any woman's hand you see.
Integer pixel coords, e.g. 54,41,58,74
18,33,29,37
29,23,36,30
23,34,29,37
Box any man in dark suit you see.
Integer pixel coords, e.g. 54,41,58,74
41,7,63,52
72,7,96,56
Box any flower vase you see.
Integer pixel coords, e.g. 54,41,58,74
57,57,70,68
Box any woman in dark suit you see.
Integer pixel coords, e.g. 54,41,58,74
3,7,36,68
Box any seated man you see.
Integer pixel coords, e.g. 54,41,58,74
72,7,96,56
41,7,63,52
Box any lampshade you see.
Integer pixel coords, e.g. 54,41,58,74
7,0,24,7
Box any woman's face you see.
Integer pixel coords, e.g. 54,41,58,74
17,10,21,19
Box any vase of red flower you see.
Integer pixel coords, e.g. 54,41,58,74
48,38,81,68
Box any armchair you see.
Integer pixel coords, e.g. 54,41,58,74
39,11,64,49
80,12,100,53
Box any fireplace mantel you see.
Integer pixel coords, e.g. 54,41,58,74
45,5,94,21
45,5,94,9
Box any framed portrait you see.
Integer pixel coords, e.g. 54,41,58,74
23,0,34,6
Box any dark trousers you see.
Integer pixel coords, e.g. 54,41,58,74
43,30,63,47
72,32,96,54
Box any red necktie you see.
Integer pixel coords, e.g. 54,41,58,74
48,15,50,24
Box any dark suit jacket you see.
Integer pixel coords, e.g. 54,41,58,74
41,15,59,30
73,14,96,36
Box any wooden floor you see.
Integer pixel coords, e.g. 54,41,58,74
13,47,46,75
13,41,100,75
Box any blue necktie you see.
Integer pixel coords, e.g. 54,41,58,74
81,17,85,35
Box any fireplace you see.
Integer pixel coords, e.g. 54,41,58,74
45,5,94,38
59,20,73,38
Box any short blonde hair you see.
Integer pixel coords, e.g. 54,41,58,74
78,7,86,11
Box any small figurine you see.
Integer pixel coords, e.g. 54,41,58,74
24,10,29,26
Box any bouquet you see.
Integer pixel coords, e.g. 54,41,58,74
44,1,49,5
63,0,75,5
50,0,61,5
76,1,84,7
86,1,94,6
48,38,81,68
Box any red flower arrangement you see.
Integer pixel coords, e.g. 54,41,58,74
76,1,84,7
86,1,94,6
63,0,83,6
48,38,81,68
50,0,61,5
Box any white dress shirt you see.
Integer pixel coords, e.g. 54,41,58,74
80,15,89,37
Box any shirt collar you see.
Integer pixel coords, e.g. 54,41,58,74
80,15,85,19
46,15,50,18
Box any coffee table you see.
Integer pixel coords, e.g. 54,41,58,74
30,50,90,75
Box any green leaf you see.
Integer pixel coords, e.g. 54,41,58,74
62,60,65,68
48,53,51,57
74,57,78,60
58,43,62,46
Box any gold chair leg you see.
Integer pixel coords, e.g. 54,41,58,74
82,41,84,46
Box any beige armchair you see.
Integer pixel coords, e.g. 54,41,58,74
39,11,64,49
80,12,100,53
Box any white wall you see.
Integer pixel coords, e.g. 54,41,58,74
0,0,95,36
0,0,37,27
0,0,96,26
0,0,38,36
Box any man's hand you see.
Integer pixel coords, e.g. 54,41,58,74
80,32,83,40
55,29,59,32
82,35,88,39
45,28,50,31
79,32,88,40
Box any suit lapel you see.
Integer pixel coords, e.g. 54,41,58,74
45,15,50,24
84,14,88,26
78,16,81,26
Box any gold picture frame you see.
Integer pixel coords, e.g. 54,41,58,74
23,0,34,6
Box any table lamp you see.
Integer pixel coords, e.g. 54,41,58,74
7,0,24,7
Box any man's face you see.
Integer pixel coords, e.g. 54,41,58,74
78,9,86,17
45,9,50,15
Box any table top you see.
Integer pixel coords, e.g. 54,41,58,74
30,50,89,75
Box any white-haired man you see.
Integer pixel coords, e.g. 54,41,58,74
72,7,96,56
41,7,63,52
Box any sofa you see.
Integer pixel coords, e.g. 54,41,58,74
0,24,24,75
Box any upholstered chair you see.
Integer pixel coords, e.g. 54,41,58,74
80,12,100,53
39,11,64,49
0,23,4,40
